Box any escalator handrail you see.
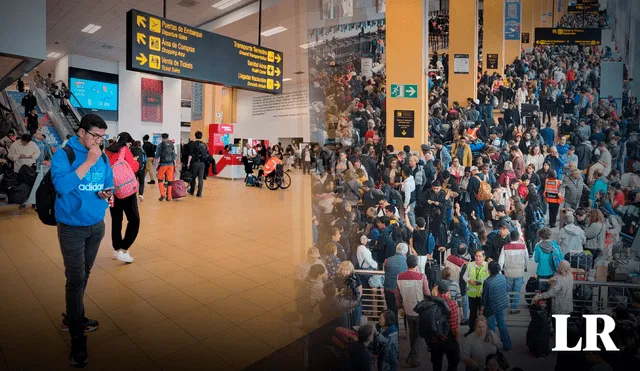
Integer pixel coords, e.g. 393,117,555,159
1,90,28,135
51,80,87,119
31,86,75,141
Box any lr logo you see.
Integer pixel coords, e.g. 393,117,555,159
552,315,620,351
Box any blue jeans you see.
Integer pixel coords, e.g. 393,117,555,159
488,309,512,351
505,277,524,310
461,295,469,321
350,302,362,327
58,221,105,338
407,201,416,228
473,202,485,221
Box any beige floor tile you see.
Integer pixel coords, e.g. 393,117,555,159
108,301,167,333
84,273,125,294
235,252,275,265
0,277,30,299
261,260,297,277
167,252,205,269
264,275,298,299
88,334,153,370
146,290,201,317
154,343,234,371
22,270,67,291
0,291,42,316
235,266,282,284
140,259,183,276
1,328,69,370
217,234,245,244
238,312,306,350
187,263,232,280
237,286,293,311
180,281,234,305
129,249,165,264
14,259,61,278
110,264,157,284
171,306,234,340
193,248,231,263
269,301,304,325
128,319,197,361
260,248,293,259
161,269,206,289
207,257,247,272
127,277,178,300
173,240,211,254
88,286,143,311
0,265,20,282
211,273,260,294
201,326,275,370
31,284,66,307
207,295,266,325
0,307,56,346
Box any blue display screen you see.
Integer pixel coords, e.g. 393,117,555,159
69,78,118,111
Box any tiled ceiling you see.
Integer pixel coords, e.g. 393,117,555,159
44,0,255,66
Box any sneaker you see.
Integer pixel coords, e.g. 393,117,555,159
166,197,171,202
19,204,26,210
460,320,469,326
148,180,156,184
138,195,144,201
196,194,202,198
70,335,87,367
159,196,166,201
511,309,521,315
116,250,134,263
112,250,120,260
61,313,99,332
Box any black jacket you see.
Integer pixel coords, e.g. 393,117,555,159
143,141,156,158
575,142,592,170
21,95,36,110
485,232,509,262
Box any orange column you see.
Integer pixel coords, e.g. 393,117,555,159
448,0,479,106
386,0,428,148
521,0,534,50
483,0,505,73
190,84,223,140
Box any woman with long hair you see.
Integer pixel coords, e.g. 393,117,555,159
584,209,606,264
105,132,140,263
524,188,542,255
536,161,551,214
525,145,545,172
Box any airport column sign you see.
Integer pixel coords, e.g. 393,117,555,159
126,9,284,94
534,28,601,46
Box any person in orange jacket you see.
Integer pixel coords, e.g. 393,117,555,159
543,169,563,228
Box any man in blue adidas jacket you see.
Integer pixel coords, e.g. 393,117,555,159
51,114,113,367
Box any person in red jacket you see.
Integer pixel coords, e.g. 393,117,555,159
105,132,140,263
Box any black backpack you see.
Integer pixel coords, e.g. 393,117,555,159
36,147,106,226
415,296,450,342
159,141,175,163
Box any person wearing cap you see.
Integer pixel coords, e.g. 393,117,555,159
394,254,431,368
50,114,114,367
295,248,325,289
433,138,452,170
479,261,512,351
485,221,511,263
560,145,579,172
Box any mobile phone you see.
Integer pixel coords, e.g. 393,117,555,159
100,187,114,194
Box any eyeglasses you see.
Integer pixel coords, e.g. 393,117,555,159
86,131,106,141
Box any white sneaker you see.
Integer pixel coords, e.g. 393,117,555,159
112,250,120,260
139,195,144,201
116,250,134,263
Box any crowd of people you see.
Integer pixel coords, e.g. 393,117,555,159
296,10,640,371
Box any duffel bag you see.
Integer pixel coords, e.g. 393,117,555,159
565,252,592,270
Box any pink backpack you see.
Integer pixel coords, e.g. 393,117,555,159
112,148,139,199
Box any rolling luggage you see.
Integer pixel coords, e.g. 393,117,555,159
526,300,551,358
565,252,592,271
425,253,444,290
525,276,539,306
171,180,187,199
521,103,540,117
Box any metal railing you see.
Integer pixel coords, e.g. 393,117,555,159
0,90,27,135
355,269,640,327
31,86,75,140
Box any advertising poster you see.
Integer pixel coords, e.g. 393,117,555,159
453,54,470,74
504,0,521,40
141,78,163,123
191,82,203,120
152,133,163,145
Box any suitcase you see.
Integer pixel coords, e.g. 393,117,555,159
526,301,551,357
521,103,540,117
331,327,357,351
525,276,540,306
565,252,593,271
171,179,187,199
425,258,442,290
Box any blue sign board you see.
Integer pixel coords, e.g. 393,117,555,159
558,0,563,12
191,82,203,120
504,0,521,41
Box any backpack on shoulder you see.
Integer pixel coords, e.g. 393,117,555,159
159,141,175,163
415,296,450,342
112,148,139,199
532,207,545,230
474,176,493,201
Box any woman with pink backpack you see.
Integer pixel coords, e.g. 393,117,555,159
105,132,140,263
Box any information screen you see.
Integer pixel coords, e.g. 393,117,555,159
534,28,601,46
126,9,284,94
567,4,599,14
69,78,118,111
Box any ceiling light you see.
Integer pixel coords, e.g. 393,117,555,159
81,24,102,34
47,52,62,59
299,41,319,49
282,78,292,82
212,0,241,10
260,26,287,37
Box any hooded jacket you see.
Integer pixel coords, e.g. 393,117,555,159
558,224,586,255
584,221,605,251
51,137,114,227
534,239,563,277
560,174,585,208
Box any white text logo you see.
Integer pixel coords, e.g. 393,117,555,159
552,314,620,351
78,184,104,192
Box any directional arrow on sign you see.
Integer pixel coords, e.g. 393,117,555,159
136,15,146,28
274,67,281,77
275,54,281,63
136,33,146,45
402,130,407,136
136,53,148,66
274,81,281,90
405,86,417,97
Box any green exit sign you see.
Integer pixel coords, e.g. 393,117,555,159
390,84,418,99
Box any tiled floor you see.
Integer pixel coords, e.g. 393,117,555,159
0,172,313,370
